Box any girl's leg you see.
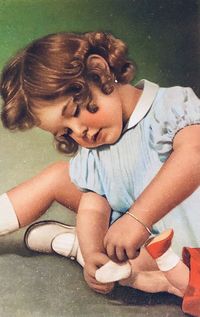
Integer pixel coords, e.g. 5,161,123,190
6,161,82,227
160,262,189,295
122,270,184,297
144,231,200,316
51,229,183,295
119,247,184,297
145,229,189,296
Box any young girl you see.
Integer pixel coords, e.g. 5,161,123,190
0,31,200,314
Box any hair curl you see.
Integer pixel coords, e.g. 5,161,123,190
0,31,136,155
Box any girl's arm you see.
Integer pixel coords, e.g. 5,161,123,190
77,191,111,258
76,191,114,293
104,125,200,261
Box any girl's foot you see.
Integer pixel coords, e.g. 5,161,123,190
145,229,180,272
24,220,132,283
145,229,174,259
119,270,183,297
25,220,76,253
24,220,84,265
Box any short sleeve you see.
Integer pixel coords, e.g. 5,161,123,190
69,147,105,195
149,87,200,162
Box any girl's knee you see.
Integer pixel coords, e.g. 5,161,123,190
50,160,69,171
47,161,70,177
49,160,81,210
42,161,70,188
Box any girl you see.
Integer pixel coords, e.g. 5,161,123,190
0,31,200,314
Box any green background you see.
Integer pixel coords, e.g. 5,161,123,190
0,0,200,93
0,1,199,316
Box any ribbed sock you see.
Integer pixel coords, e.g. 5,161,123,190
0,193,19,235
156,247,180,271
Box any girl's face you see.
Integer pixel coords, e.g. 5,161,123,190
35,84,125,148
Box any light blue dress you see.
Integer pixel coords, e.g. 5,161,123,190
70,80,200,255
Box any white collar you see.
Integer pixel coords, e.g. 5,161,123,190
123,79,159,131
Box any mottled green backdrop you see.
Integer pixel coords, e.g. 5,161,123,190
0,0,199,94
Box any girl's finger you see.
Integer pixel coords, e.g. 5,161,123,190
126,247,140,260
91,281,114,294
93,252,111,268
106,243,117,262
86,272,114,292
103,235,108,250
115,246,128,262
85,262,98,277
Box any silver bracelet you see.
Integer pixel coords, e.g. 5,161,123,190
126,211,153,235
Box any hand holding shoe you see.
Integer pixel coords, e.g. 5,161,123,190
84,252,115,294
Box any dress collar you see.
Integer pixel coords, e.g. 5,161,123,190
123,79,159,131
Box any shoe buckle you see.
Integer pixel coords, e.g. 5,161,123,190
70,256,75,261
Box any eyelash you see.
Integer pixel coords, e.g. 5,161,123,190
60,104,80,139
62,128,72,139
73,105,80,117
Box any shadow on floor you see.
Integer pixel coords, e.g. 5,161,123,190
0,222,192,317
109,283,182,307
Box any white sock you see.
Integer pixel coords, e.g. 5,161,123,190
0,193,19,235
156,247,180,271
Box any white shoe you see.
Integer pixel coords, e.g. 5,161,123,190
24,220,83,263
24,220,131,282
52,232,84,266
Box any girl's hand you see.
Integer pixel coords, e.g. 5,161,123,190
104,214,150,262
83,252,115,294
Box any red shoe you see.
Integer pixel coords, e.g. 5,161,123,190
145,229,174,259
182,247,200,317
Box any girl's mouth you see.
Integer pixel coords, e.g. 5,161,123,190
93,129,102,142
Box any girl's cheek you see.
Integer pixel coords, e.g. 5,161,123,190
81,111,102,125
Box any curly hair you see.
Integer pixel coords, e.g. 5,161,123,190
0,31,136,155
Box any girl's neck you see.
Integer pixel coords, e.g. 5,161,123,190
117,84,142,125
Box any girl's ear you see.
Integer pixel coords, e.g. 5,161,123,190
86,54,110,72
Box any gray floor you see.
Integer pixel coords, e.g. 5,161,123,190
0,122,188,317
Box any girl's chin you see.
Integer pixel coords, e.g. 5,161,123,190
106,131,122,145
84,130,121,148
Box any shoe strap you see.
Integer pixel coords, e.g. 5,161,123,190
68,230,79,260
68,231,84,266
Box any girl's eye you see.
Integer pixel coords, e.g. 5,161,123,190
64,128,73,136
73,105,80,117
58,128,73,141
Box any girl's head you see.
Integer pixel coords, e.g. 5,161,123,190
0,31,135,154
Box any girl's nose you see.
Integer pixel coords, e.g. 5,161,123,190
68,120,87,138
